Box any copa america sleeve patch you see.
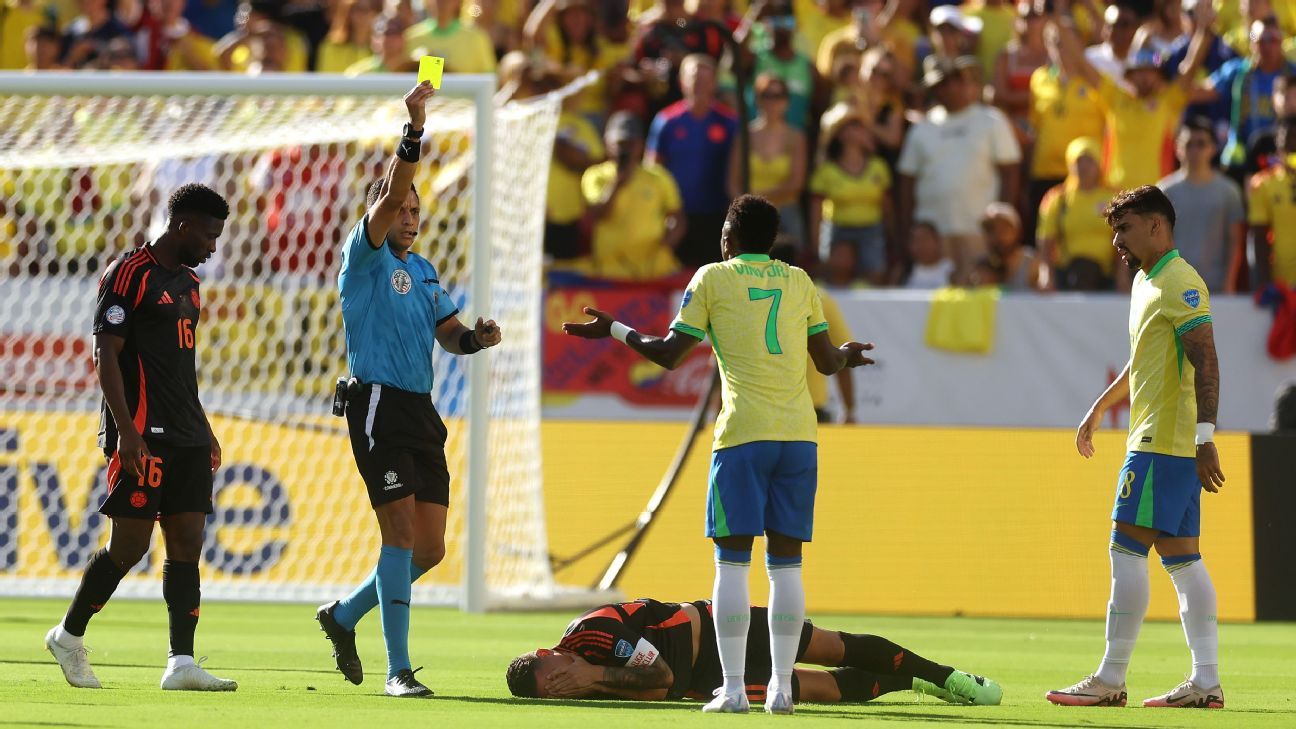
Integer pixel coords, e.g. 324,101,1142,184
619,635,658,664
1182,289,1201,308
104,305,126,325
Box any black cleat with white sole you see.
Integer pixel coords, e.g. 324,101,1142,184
385,667,434,698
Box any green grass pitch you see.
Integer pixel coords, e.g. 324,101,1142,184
1,598,1292,728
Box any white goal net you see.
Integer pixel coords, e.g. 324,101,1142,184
0,72,570,611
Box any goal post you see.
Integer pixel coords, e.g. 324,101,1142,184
0,71,601,612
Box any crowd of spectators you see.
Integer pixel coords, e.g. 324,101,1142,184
3,0,1296,291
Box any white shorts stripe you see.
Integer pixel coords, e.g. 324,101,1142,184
364,384,382,451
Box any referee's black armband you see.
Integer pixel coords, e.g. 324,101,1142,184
459,330,483,354
396,137,421,163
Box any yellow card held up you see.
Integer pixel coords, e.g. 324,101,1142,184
419,56,445,89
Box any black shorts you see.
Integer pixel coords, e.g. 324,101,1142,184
689,602,814,702
346,382,450,508
99,438,213,518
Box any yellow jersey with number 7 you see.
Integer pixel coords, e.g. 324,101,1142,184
671,253,828,451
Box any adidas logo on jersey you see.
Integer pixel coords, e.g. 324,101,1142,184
157,291,174,305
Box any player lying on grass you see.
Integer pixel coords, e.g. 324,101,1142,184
505,599,1002,706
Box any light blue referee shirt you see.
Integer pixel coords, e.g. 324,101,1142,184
339,215,459,393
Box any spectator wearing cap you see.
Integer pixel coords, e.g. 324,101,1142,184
1082,1,1139,84
60,0,132,69
982,201,1039,291
728,73,808,248
964,0,1018,84
580,111,685,280
317,0,378,73
898,55,1021,285
524,0,624,121
215,2,310,73
1027,21,1104,246
405,0,496,73
546,85,605,261
810,103,892,284
745,3,818,131
929,4,982,69
1199,17,1296,181
344,12,416,74
1051,0,1214,189
1036,137,1119,291
1159,116,1246,294
1246,116,1296,288
646,53,737,268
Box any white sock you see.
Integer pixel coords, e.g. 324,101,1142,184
766,558,805,698
1166,557,1220,688
1095,546,1149,686
166,654,196,671
713,552,751,697
53,623,83,649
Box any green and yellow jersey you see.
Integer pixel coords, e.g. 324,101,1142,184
671,253,828,451
1127,250,1212,458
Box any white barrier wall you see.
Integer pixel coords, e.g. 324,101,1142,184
544,290,1295,431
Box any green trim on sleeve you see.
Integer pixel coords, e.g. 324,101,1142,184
1174,314,1212,337
807,322,829,336
671,321,707,340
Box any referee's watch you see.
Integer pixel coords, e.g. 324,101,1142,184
402,123,424,140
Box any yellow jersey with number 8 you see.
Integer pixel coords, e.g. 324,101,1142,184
1127,250,1212,458
671,253,828,451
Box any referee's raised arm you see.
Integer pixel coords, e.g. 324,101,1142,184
366,81,436,248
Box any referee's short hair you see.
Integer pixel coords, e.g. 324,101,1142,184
365,179,419,210
725,194,781,253
1105,185,1175,230
167,183,229,221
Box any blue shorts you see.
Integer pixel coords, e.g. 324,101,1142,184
1111,451,1202,537
706,441,817,541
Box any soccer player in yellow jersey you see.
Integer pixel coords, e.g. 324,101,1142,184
1048,186,1226,710
564,196,964,715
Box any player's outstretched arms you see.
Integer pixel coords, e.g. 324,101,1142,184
93,333,151,482
1181,323,1225,492
435,315,501,355
808,331,874,376
1076,360,1130,458
562,306,701,370
366,81,436,247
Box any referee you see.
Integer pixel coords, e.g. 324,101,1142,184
315,81,502,698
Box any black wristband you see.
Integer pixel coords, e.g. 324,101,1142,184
403,123,424,139
459,329,483,354
396,137,421,163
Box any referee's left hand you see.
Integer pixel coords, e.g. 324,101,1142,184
474,317,502,348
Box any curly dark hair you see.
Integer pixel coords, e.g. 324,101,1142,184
167,183,229,221
725,194,781,253
505,653,542,698
1104,185,1175,230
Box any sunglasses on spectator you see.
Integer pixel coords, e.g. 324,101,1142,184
1258,32,1282,44
1110,17,1138,29
769,15,796,31
760,90,789,99
1185,139,1211,148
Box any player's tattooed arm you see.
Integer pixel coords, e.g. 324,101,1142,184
597,660,674,692
1180,323,1219,425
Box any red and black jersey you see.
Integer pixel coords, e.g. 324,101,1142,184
93,245,209,453
555,598,703,700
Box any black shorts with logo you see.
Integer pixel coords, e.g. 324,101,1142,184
689,604,814,703
99,438,214,518
346,382,451,508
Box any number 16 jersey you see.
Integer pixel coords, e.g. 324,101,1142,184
670,253,828,450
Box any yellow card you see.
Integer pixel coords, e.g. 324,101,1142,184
418,56,444,89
